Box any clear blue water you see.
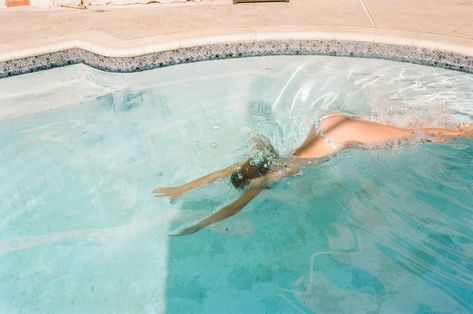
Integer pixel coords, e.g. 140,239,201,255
0,56,472,313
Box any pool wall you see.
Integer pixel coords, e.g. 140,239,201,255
1,39,473,79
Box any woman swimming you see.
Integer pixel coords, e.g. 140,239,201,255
154,112,472,236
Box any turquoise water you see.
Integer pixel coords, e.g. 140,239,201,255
0,56,472,313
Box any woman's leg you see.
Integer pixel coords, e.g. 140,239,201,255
325,116,470,147
322,115,413,146
420,128,462,136
420,124,472,142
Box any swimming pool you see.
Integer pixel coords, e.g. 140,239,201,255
0,55,472,313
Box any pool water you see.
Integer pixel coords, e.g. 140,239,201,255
0,56,472,313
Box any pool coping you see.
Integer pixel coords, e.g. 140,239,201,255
1,31,473,78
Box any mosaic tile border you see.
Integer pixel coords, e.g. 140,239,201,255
1,40,473,78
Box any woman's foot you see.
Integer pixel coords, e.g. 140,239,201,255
459,123,473,137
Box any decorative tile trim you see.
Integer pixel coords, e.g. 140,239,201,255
1,40,473,78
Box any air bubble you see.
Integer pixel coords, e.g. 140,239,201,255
211,123,221,131
210,142,218,148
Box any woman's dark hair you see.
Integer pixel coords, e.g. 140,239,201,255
230,135,279,189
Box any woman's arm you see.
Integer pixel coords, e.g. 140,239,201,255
153,161,244,198
168,162,301,236
168,179,266,236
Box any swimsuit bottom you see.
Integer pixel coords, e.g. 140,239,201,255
314,113,342,151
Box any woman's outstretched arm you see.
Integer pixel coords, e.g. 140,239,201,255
153,161,245,199
168,180,265,236
169,160,301,236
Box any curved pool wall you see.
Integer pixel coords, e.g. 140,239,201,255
1,39,473,79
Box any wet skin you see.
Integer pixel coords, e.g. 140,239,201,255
154,112,471,236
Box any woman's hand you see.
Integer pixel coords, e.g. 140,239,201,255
153,186,185,198
168,224,201,237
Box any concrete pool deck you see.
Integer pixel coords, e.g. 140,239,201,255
0,0,472,62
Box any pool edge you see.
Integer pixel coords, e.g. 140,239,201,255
1,35,473,78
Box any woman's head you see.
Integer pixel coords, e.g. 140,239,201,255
230,135,279,189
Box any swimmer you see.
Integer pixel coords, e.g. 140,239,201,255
154,112,473,236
